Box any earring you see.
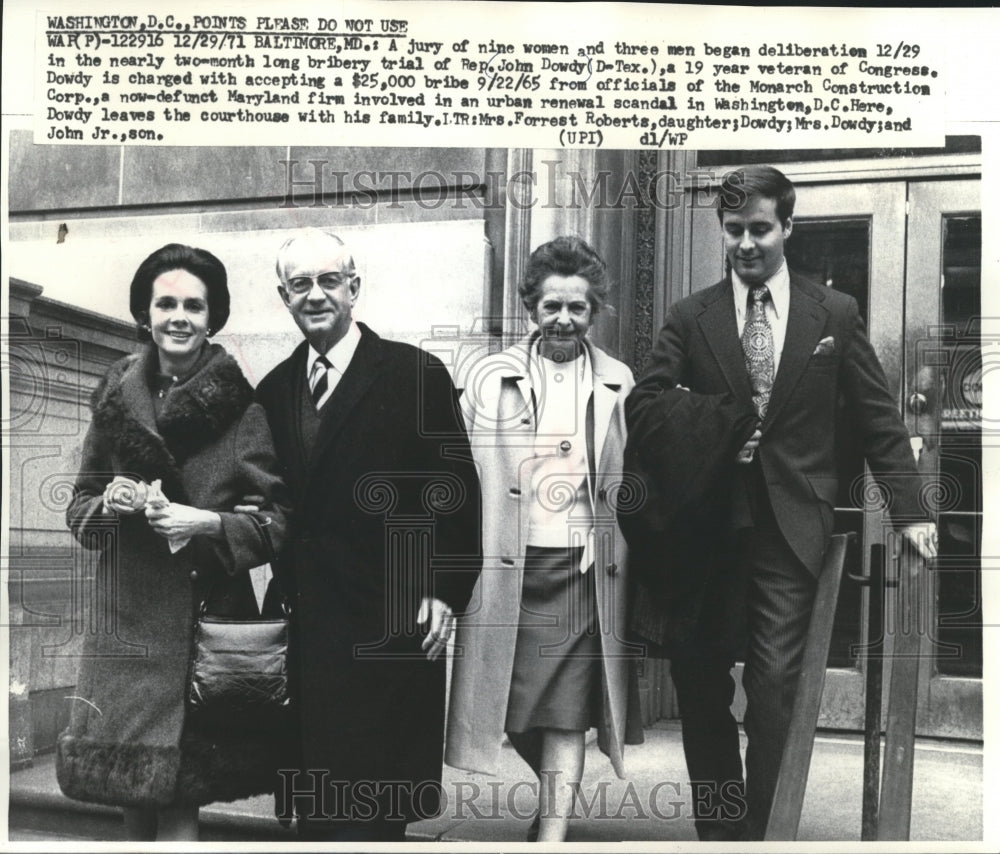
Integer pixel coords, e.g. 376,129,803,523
207,327,214,336
141,323,151,332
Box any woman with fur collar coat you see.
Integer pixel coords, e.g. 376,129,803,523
56,245,290,841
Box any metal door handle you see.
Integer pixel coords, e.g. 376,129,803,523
907,392,927,414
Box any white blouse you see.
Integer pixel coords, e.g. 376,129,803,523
525,348,595,570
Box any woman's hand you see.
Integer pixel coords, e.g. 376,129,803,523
102,477,149,514
145,500,222,540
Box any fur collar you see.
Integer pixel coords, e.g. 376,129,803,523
90,344,253,498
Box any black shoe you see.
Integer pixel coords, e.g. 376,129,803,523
526,813,540,842
696,819,743,842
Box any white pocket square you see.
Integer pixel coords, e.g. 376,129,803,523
812,336,835,356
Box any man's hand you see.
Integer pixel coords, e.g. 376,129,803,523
736,428,762,464
234,494,264,514
418,596,454,661
901,522,938,561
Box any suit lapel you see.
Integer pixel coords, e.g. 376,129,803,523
281,342,312,489
695,280,754,410
763,274,828,429
306,324,385,474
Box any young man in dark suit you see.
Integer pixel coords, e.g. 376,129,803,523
626,166,937,840
255,229,481,842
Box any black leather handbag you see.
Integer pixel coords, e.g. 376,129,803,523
187,513,289,730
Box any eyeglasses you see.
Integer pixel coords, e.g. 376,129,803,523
284,272,356,296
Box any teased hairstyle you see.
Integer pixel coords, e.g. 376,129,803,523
129,243,229,340
717,165,796,224
274,228,357,285
519,236,609,316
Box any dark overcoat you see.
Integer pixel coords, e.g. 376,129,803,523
56,343,290,808
625,273,925,659
255,323,482,823
621,387,757,654
627,273,924,579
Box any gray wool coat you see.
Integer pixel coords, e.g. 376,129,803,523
56,343,291,808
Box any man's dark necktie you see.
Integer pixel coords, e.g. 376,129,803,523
741,285,774,420
310,355,332,409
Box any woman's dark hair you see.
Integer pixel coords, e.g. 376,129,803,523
129,243,230,340
519,236,609,316
716,165,796,224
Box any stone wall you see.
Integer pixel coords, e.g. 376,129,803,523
7,280,139,765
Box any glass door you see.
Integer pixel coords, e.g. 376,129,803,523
904,180,982,739
782,181,910,732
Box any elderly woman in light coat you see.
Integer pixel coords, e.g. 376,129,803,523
446,236,643,843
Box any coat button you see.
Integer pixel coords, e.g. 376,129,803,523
598,487,607,501
606,563,618,576
190,570,198,581
559,440,572,454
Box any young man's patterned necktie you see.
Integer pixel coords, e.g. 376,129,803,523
741,285,774,420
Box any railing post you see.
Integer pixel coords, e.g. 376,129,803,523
876,543,925,840
859,543,886,840
764,533,851,840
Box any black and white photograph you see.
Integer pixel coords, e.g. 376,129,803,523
3,1,996,849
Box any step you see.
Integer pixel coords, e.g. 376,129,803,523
10,728,984,843
8,754,295,842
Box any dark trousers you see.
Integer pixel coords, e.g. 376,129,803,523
671,513,816,841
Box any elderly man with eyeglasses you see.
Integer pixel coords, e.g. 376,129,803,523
255,229,482,842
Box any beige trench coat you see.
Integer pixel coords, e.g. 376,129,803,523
445,334,640,779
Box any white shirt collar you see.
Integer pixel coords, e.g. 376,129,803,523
733,259,790,320
307,321,362,379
